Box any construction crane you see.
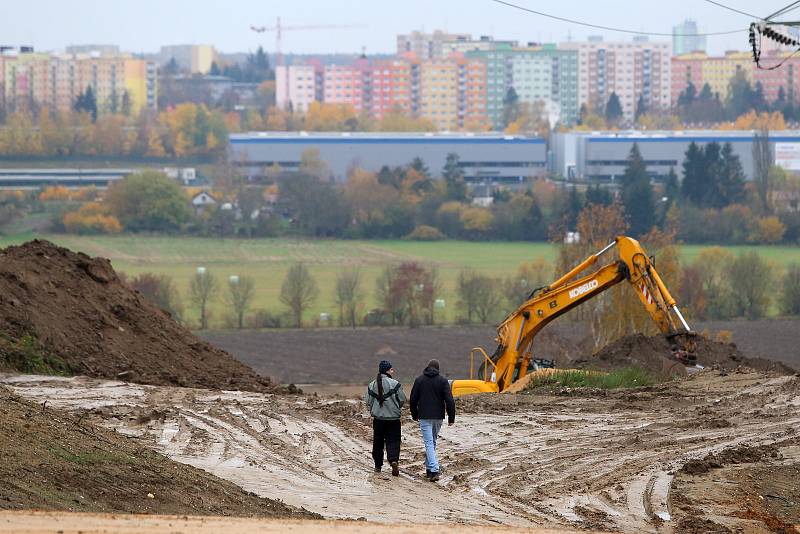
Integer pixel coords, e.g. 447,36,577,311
250,17,366,69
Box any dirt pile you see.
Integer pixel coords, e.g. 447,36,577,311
0,240,276,391
0,386,319,518
571,333,796,378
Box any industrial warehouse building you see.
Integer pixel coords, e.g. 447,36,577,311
228,132,548,184
551,130,800,182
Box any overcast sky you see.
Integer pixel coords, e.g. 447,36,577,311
0,0,794,56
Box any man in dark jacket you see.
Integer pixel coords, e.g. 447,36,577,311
409,358,455,482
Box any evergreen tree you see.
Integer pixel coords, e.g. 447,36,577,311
409,156,430,177
442,153,467,201
165,57,180,75
677,82,697,108
681,142,707,204
244,46,273,82
501,87,521,128
661,167,680,224
585,184,613,206
635,94,647,121
703,142,723,207
718,142,746,207
605,92,623,125
621,143,655,236
74,85,98,122
566,187,583,229
753,82,767,112
664,167,680,206
209,61,221,76
121,90,132,117
726,71,755,119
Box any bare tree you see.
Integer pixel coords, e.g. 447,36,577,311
753,125,774,214
189,269,218,330
280,263,319,327
130,272,183,321
226,275,256,329
457,269,502,324
335,268,363,328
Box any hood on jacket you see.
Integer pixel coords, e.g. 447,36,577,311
423,366,440,377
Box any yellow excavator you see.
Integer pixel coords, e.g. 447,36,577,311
451,235,697,397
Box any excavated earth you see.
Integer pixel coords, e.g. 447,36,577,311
3,368,799,532
570,333,796,379
0,240,277,392
0,385,318,519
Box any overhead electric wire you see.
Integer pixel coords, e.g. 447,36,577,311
489,0,747,36
701,0,761,19
766,1,800,21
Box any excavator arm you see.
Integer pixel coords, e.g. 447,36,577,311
452,236,696,396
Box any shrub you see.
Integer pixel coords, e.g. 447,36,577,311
749,216,786,244
129,273,183,320
726,251,774,319
780,263,800,316
63,202,122,234
404,225,446,241
248,310,284,329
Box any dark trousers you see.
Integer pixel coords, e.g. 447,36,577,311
371,418,401,468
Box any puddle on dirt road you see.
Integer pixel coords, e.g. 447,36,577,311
3,371,799,532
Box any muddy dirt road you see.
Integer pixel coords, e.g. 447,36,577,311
3,371,799,532
0,511,575,534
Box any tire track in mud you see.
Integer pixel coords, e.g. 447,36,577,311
3,370,799,531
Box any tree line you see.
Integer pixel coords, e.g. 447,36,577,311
125,209,800,332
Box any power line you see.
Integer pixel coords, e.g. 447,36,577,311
701,0,760,19
488,0,747,37
766,1,800,21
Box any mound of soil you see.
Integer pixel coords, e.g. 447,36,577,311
0,386,319,518
571,333,796,379
0,240,275,391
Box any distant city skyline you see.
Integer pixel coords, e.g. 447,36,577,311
0,0,794,56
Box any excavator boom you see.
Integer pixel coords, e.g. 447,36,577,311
451,236,695,397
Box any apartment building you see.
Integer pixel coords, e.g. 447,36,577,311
560,38,671,120
700,51,752,99
276,64,320,112
467,43,579,127
396,30,472,60
672,49,800,105
1,51,156,115
159,45,218,74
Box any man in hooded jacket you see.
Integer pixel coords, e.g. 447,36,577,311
365,360,406,476
409,359,455,481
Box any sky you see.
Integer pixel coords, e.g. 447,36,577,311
0,0,796,56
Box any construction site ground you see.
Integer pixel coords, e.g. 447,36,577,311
3,369,799,533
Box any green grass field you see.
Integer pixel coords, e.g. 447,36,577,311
2,233,799,327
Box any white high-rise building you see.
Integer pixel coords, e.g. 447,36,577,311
560,38,671,120
276,64,319,112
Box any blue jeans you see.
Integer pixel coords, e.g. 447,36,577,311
419,419,444,473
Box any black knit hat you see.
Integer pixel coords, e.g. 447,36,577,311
378,360,393,374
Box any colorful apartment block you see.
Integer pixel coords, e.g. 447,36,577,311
1,51,157,116
560,39,671,120
672,49,800,105
466,43,579,128
670,52,705,104
753,52,800,103
366,59,412,119
700,51,752,100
